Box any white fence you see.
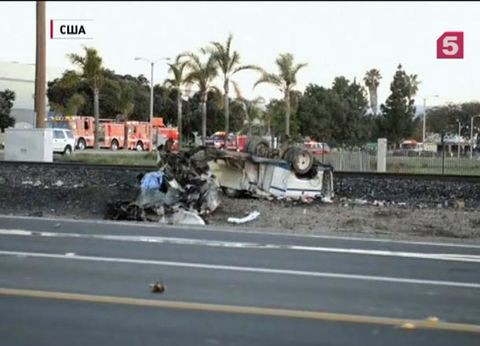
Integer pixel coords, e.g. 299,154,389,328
319,150,376,172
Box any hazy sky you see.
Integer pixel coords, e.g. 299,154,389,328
1,1,479,107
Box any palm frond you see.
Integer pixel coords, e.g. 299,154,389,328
225,33,233,60
227,51,240,72
231,80,243,100
163,78,175,88
292,62,308,77
232,64,262,75
276,53,294,81
254,73,282,89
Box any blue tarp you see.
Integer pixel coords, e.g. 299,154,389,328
140,172,164,191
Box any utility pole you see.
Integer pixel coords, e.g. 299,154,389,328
150,61,154,132
457,120,462,159
422,95,439,144
422,98,426,144
35,1,46,128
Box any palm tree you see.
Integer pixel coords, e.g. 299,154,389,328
254,53,307,136
407,74,421,99
49,70,86,116
50,93,85,116
235,97,265,136
67,46,104,149
66,94,85,115
363,69,382,115
182,49,218,145
209,33,259,137
164,56,189,147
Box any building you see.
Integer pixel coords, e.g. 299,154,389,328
0,61,63,128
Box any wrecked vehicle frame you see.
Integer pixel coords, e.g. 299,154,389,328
105,142,335,224
209,149,334,202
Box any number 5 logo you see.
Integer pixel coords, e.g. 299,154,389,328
437,32,464,59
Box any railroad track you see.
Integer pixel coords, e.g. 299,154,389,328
2,160,480,181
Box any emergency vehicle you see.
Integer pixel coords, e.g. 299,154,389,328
47,115,178,151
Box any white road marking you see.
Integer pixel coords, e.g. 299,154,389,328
1,229,480,263
1,215,480,249
1,250,479,289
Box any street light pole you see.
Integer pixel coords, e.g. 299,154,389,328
135,57,170,151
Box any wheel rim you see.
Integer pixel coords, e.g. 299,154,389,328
296,153,311,171
78,140,85,150
137,143,143,151
255,143,269,157
112,141,118,150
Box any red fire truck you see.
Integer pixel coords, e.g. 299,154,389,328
125,121,152,151
226,134,249,152
152,117,179,151
47,115,178,151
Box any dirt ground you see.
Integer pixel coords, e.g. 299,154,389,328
2,161,480,242
205,196,480,240
2,187,480,241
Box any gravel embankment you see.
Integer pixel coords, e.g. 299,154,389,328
1,162,480,239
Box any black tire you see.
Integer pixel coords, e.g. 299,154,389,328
111,139,119,151
246,137,270,157
283,147,314,175
63,145,72,156
77,138,86,151
136,142,144,152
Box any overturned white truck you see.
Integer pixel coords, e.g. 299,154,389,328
209,138,334,202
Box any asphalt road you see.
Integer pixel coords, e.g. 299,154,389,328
0,215,479,345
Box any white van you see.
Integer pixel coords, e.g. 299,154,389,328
52,128,75,155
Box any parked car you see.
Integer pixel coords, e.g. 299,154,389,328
52,128,75,155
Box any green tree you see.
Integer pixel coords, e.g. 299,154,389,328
296,84,332,141
427,102,480,137
264,99,285,139
232,97,265,135
363,69,382,115
115,81,135,151
183,90,223,142
67,94,85,115
380,64,417,147
98,76,122,119
48,70,151,122
48,70,85,115
329,77,366,146
0,89,15,132
165,56,189,146
254,53,307,136
263,96,301,140
296,78,369,146
209,33,258,136
153,85,177,126
183,49,219,145
67,46,105,148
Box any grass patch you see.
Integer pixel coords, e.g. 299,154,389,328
387,156,480,175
